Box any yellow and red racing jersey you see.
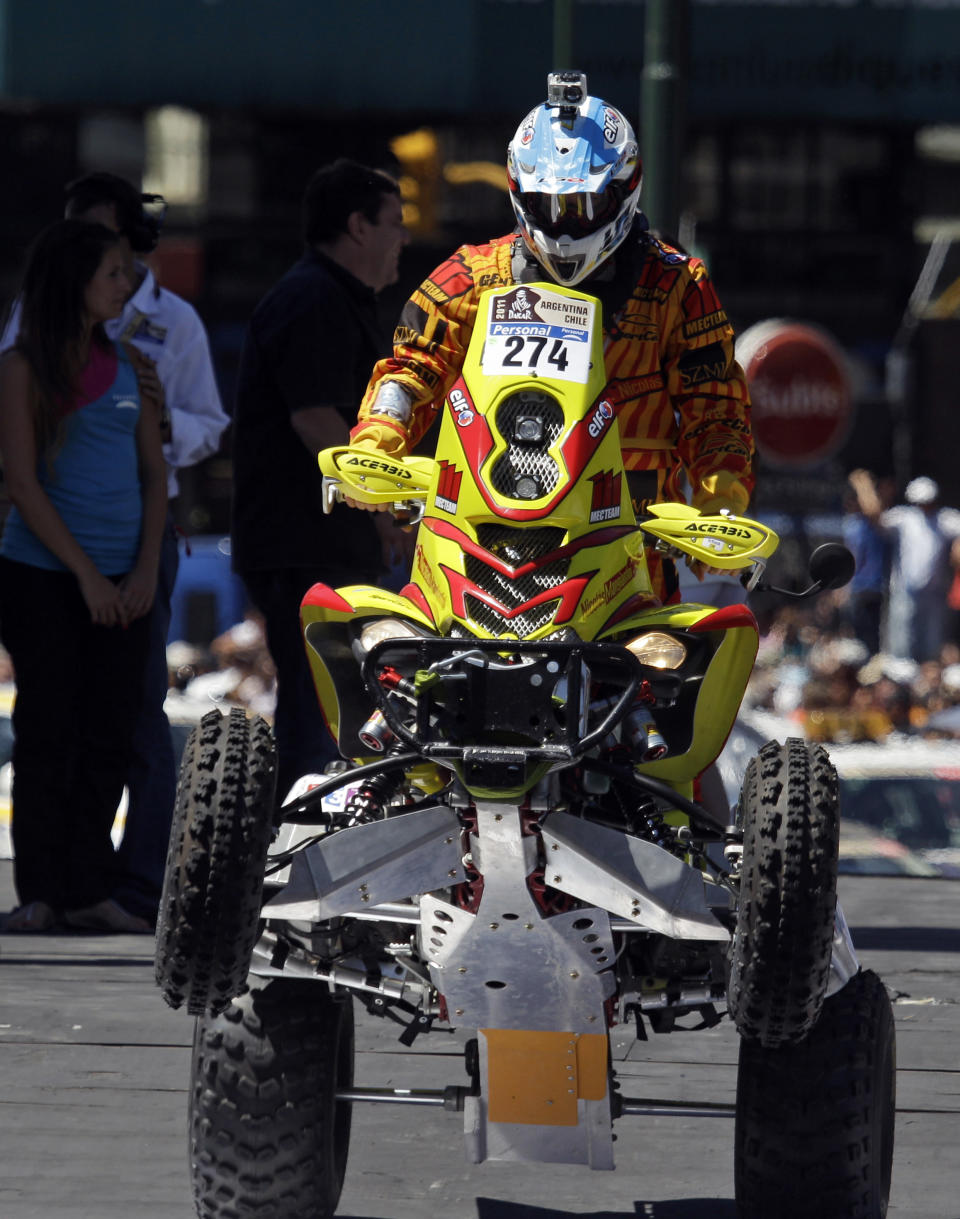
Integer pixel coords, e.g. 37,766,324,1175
355,230,754,519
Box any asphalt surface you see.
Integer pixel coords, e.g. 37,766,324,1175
1,858,958,1219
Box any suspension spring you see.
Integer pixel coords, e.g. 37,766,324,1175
344,764,406,824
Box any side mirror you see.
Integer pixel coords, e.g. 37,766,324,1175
807,543,856,592
749,541,856,600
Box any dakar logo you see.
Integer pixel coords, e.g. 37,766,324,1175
492,287,544,323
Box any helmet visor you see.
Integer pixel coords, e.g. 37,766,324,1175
519,188,624,239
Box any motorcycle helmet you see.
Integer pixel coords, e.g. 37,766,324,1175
507,71,642,286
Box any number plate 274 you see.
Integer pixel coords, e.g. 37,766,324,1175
482,289,595,384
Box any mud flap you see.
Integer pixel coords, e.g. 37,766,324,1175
464,1029,614,1170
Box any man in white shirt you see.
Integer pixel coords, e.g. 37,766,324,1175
1,172,229,927
850,470,960,662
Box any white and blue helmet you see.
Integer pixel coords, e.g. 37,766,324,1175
507,72,643,286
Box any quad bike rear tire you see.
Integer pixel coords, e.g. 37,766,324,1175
727,737,839,1046
735,968,896,1219
155,706,277,1014
190,979,355,1219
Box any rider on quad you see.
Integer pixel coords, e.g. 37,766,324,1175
349,70,755,605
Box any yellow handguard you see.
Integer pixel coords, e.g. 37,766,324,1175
318,445,438,520
638,503,779,588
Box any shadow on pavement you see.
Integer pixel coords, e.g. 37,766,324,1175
472,1200,738,1218
0,954,153,968
850,925,960,953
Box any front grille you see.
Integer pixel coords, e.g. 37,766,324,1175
465,524,570,638
465,595,561,640
490,391,564,499
475,524,566,564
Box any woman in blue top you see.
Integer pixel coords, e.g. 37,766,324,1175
0,220,167,932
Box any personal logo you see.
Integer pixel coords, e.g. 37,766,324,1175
434,460,462,514
589,469,621,522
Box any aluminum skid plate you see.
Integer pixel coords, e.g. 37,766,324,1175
538,811,730,941
262,804,465,922
421,803,617,1168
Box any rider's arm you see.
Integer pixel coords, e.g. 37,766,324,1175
352,240,511,455
352,285,468,454
663,260,755,516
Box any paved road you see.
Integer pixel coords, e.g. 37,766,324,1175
1,859,958,1219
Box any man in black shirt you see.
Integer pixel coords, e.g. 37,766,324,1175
231,159,410,800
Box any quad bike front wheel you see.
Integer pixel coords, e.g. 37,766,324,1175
727,737,839,1046
155,706,277,1015
190,980,355,1219
735,968,896,1219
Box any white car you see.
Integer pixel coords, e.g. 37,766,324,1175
829,740,960,877
719,721,960,878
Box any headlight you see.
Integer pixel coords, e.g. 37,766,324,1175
358,617,424,653
625,631,687,670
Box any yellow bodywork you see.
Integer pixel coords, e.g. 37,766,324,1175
306,282,776,788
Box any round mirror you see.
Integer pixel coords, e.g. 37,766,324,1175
808,542,856,591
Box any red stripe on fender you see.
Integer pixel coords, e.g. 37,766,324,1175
686,603,758,633
399,582,436,624
598,590,663,632
300,583,355,613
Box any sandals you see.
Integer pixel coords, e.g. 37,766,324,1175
63,898,154,935
1,900,57,933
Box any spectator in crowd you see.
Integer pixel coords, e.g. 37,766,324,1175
0,172,229,927
0,220,167,933
947,536,960,649
230,158,411,801
849,470,960,662
841,470,893,657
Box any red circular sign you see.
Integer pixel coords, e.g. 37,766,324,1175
736,319,852,469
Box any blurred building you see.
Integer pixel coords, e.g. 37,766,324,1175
2,0,960,532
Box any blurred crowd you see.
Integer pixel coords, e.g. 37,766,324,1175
162,613,276,722
747,595,960,746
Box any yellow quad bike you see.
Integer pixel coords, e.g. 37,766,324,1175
156,284,894,1219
